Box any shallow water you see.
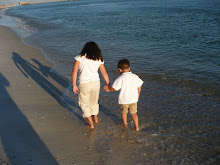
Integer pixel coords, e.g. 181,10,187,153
63,77,220,164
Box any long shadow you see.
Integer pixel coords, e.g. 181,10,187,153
12,52,85,123
0,73,59,164
32,55,122,126
31,58,69,89
12,52,121,127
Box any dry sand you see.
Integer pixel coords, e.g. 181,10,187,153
0,26,100,165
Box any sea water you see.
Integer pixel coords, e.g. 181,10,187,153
1,0,220,164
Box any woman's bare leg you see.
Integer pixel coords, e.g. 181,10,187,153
86,116,94,130
93,115,98,123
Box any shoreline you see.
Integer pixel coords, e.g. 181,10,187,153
0,25,101,164
1,4,219,98
0,0,74,10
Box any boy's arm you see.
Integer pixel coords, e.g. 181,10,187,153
105,76,121,92
108,86,117,91
104,85,117,92
72,60,80,94
99,64,110,85
138,86,142,98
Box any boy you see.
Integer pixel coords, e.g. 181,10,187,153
104,59,143,131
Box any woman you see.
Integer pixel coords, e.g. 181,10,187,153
72,42,109,130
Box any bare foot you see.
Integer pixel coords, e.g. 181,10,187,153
123,123,128,127
93,116,98,124
134,125,140,131
85,124,94,131
93,119,98,124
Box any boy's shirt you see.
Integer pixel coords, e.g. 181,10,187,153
112,71,143,104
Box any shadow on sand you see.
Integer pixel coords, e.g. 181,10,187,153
12,52,85,123
12,52,121,126
0,73,59,164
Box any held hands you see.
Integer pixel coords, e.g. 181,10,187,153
73,85,110,94
104,85,110,92
73,85,79,94
104,84,116,92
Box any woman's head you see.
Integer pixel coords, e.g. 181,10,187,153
80,41,103,62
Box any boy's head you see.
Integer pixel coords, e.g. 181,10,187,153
118,59,130,73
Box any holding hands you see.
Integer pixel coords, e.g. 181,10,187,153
104,84,116,92
104,85,110,92
73,84,111,94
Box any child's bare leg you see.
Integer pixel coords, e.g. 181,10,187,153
131,113,139,131
86,116,94,130
121,113,128,126
93,115,98,123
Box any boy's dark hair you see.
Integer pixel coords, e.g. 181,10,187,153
80,41,103,62
118,59,130,70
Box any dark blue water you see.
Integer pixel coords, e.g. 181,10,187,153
2,0,220,96
1,1,220,164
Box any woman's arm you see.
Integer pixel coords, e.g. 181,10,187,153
72,60,80,94
99,64,110,85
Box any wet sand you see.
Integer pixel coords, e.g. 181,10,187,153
0,25,100,165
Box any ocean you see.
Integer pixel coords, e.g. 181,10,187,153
1,0,220,164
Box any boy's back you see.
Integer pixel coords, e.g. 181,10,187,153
112,71,143,104
104,59,143,131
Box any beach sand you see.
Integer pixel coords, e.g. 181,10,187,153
0,25,149,165
0,26,100,165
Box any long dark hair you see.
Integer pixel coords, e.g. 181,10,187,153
80,42,103,62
